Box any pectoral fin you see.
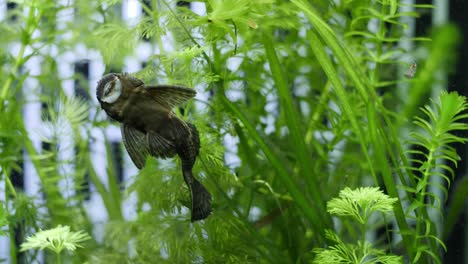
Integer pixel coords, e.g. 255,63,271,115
146,131,177,159
121,124,150,169
144,85,196,109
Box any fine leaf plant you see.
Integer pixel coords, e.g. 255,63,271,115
1,0,465,263
20,225,91,264
313,187,402,264
402,92,468,263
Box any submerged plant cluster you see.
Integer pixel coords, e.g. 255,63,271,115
0,0,465,263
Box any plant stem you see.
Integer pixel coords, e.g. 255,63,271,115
0,43,25,101
56,252,62,264
8,227,17,264
0,0,37,101
263,33,330,228
151,0,172,79
361,220,367,252
5,176,17,198
305,81,331,147
2,3,39,263
5,170,17,264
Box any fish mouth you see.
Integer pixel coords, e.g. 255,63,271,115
97,73,119,99
97,73,117,86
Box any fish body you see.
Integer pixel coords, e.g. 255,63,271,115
96,73,212,221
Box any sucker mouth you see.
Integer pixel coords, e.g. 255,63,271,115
104,82,114,96
97,73,120,100
104,76,119,96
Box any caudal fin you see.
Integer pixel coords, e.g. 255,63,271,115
190,178,212,221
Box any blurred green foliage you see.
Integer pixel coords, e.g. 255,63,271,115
0,1,466,263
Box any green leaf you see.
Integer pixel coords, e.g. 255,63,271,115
327,187,398,224
20,225,91,254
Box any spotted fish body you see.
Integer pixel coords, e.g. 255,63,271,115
405,61,417,79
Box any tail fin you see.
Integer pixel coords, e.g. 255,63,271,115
180,122,210,221
189,175,212,221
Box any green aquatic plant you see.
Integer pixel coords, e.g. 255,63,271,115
0,203,7,237
327,187,398,225
313,187,402,264
402,91,468,263
20,225,91,264
0,0,465,263
313,230,402,264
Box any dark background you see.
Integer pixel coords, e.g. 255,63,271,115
446,0,468,263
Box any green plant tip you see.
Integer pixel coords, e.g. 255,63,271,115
20,225,91,254
327,187,398,224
